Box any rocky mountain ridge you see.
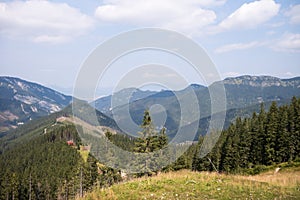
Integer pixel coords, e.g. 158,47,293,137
222,75,300,87
0,76,72,133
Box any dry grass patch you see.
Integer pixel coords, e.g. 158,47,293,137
81,169,300,200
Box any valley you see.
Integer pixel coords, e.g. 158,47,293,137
0,75,300,199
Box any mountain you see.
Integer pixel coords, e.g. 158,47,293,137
1,94,299,199
222,75,300,87
0,116,122,199
92,75,300,140
2,75,300,141
92,88,158,113
1,75,299,199
215,75,300,110
0,98,124,199
0,76,72,133
0,100,120,153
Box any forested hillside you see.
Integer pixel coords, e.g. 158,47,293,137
0,124,121,200
80,96,300,199
86,96,300,175
186,96,300,173
96,76,300,140
0,97,299,199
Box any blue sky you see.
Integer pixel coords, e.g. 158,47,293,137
1,0,300,96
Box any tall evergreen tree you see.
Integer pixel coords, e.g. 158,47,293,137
291,97,300,159
258,103,267,165
276,106,289,162
238,118,252,169
249,112,260,165
134,110,168,176
264,101,278,165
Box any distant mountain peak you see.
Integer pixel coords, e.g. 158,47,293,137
0,76,72,133
190,84,206,89
223,75,300,87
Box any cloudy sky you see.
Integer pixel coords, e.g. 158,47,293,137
1,0,300,95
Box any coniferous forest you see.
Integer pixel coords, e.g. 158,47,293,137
190,96,300,173
0,125,121,200
0,97,299,199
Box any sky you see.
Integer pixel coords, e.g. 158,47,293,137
0,0,300,96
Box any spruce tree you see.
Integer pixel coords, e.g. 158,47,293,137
238,118,251,169
258,103,267,165
134,110,168,176
276,106,289,162
265,101,278,165
249,112,260,165
291,97,300,159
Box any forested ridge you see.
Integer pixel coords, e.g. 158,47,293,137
0,97,299,199
106,97,300,174
190,96,300,173
0,124,121,200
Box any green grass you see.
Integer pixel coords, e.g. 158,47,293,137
81,167,300,200
78,146,90,162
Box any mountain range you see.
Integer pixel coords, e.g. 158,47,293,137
0,76,71,133
92,75,300,139
1,75,299,200
1,75,300,140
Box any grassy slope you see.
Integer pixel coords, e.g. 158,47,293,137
81,167,300,200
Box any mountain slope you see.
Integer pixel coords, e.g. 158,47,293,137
219,75,300,109
0,100,124,198
0,76,72,133
0,101,120,153
93,75,300,140
0,122,122,199
82,168,300,200
92,88,157,113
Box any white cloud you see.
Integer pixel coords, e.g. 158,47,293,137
219,0,280,30
285,4,300,25
216,33,300,54
0,0,94,43
272,33,300,53
215,41,261,53
94,0,226,33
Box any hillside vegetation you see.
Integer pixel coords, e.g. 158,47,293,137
81,167,300,200
96,76,300,139
0,96,299,199
0,123,122,200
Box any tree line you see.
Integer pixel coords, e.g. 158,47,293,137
109,97,300,175
96,97,300,175
191,96,300,173
0,124,121,200
0,97,299,199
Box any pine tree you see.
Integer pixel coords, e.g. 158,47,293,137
238,118,251,169
291,97,300,159
134,110,157,153
191,137,203,171
276,106,289,162
249,112,260,165
264,101,278,165
134,110,168,176
220,125,237,172
258,103,267,165
158,127,168,150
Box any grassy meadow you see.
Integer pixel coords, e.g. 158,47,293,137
80,166,300,200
